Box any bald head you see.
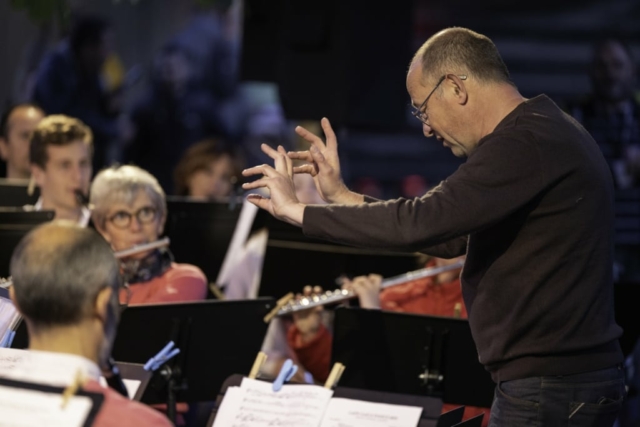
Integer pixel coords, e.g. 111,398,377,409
411,27,512,87
10,221,120,328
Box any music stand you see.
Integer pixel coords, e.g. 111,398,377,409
259,216,420,298
0,208,54,277
164,197,263,287
0,179,39,207
331,307,495,408
110,298,275,423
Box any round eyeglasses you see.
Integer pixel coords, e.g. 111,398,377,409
108,206,158,229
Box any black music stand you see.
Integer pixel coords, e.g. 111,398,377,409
164,197,264,288
437,406,464,427
452,414,484,427
110,298,274,424
0,179,39,207
0,208,54,277
331,307,495,408
259,216,419,299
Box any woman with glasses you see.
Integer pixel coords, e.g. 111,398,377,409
90,164,207,304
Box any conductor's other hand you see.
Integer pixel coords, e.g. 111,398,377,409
242,144,305,226
290,118,363,205
342,274,382,309
292,285,324,343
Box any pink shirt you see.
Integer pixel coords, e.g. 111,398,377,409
120,263,207,305
83,380,172,426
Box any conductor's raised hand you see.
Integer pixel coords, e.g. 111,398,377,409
242,144,305,226
290,118,363,205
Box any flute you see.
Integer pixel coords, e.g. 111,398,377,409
276,259,464,316
114,237,171,259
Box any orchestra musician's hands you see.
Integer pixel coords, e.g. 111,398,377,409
292,285,325,344
242,144,306,226
341,274,383,309
289,118,364,205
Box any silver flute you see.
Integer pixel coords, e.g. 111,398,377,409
276,259,464,316
113,237,171,259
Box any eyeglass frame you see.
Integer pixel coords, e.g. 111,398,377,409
411,74,468,125
107,205,159,229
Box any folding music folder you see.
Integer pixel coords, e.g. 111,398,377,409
0,377,104,427
436,406,464,427
110,297,275,404
0,208,54,277
331,307,495,408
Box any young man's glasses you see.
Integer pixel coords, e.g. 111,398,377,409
411,74,467,125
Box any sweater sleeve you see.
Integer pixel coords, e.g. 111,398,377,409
286,324,332,383
303,133,544,252
146,264,208,303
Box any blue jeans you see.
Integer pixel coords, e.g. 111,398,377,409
488,365,626,427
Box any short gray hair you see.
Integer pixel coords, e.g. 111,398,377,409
90,165,166,229
10,221,121,328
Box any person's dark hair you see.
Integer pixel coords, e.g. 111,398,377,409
0,103,43,139
414,27,513,86
10,222,121,329
30,114,93,169
69,15,111,54
173,139,241,196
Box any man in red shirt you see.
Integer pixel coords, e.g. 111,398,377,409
3,221,172,426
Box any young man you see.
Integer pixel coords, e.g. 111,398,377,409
242,27,625,426
29,114,93,226
1,221,171,426
0,103,45,179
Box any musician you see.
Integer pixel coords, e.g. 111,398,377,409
1,221,172,426
27,114,93,226
288,255,490,426
0,103,45,179
173,139,241,200
90,165,207,304
243,27,625,426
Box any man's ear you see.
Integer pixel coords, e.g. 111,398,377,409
30,164,46,187
447,75,468,105
0,138,9,161
9,285,23,315
94,286,113,324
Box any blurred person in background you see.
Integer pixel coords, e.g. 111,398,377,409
567,37,640,188
32,15,124,173
124,42,230,193
173,139,241,201
0,103,45,179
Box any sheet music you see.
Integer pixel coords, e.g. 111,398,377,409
0,385,93,427
0,297,20,348
216,199,259,287
319,397,423,427
212,378,333,427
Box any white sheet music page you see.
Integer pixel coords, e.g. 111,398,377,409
0,385,93,427
319,397,423,427
212,378,333,427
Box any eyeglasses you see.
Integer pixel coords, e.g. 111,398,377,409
411,74,467,125
108,206,158,229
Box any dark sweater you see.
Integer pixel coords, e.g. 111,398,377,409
303,95,623,382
